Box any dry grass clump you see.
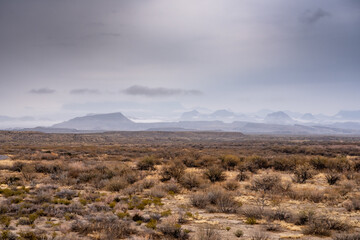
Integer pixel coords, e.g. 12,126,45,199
195,226,221,240
326,171,342,185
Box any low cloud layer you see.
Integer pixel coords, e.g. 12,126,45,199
123,85,202,97
300,8,331,24
29,88,55,94
70,89,100,95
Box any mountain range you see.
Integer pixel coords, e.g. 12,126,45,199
3,109,360,135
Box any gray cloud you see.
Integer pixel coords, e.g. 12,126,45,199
300,8,331,24
29,88,56,94
123,85,202,97
70,89,100,94
0,0,359,117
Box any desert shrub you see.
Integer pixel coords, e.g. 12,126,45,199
71,214,134,239
137,156,157,170
215,191,240,213
21,165,36,182
160,160,186,181
1,230,17,240
10,161,24,172
354,161,360,172
196,226,221,240
105,176,128,192
265,222,281,232
288,188,326,203
310,157,329,170
294,210,315,225
206,187,224,205
272,157,297,171
246,156,269,172
241,206,263,219
204,166,226,182
18,217,32,225
223,180,239,191
265,207,293,222
293,165,314,184
123,170,140,184
55,189,77,200
162,180,181,194
148,186,167,198
220,155,240,170
194,188,240,213
235,172,249,183
157,217,189,239
250,173,281,192
0,215,11,227
343,198,360,212
234,229,244,238
180,172,203,190
190,193,209,209
250,231,269,240
304,216,351,236
18,231,47,240
327,158,351,172
333,233,360,240
326,171,341,185
198,156,217,167
35,163,61,174
139,178,156,189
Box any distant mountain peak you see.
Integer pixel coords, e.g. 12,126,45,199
52,112,134,130
265,111,294,124
211,109,235,117
301,113,316,121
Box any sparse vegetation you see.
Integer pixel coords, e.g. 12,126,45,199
0,131,359,239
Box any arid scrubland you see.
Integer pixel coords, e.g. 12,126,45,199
0,131,359,240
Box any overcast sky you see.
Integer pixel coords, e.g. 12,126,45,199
0,0,359,121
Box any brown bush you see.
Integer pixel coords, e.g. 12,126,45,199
137,156,157,170
235,167,249,180
343,198,360,212
190,192,209,209
272,157,296,171
241,206,264,219
160,160,186,181
196,226,221,240
292,165,314,184
333,233,360,240
105,176,129,192
223,180,239,191
220,154,240,170
326,171,341,185
288,188,326,203
204,166,226,182
250,173,281,192
180,172,203,190
303,216,351,236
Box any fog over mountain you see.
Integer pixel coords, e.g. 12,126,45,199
0,0,359,131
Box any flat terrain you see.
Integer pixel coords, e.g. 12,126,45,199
0,131,359,240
